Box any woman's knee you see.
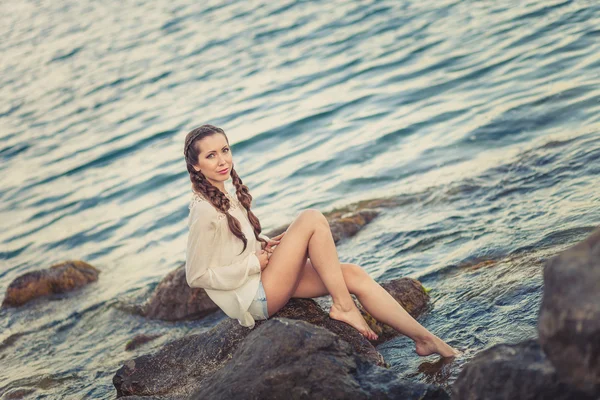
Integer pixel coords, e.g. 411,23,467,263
298,208,329,227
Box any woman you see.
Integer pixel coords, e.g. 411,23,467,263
184,124,459,357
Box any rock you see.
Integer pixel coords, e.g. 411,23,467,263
115,298,389,397
327,209,380,243
116,275,433,397
113,318,259,398
114,279,431,398
141,265,219,321
125,334,163,351
114,297,385,398
115,318,449,400
452,339,595,400
194,318,449,400
538,228,600,396
264,298,387,367
1,260,100,308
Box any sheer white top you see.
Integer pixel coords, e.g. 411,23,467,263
185,190,269,329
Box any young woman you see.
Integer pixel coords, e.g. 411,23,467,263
184,124,459,357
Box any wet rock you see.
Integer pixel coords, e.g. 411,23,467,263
115,318,449,399
113,318,259,398
114,278,432,398
125,333,163,351
1,260,100,308
115,299,388,397
269,277,430,360
538,228,600,396
141,265,218,321
452,339,595,400
195,318,449,400
265,298,386,367
327,209,380,243
119,275,432,396
114,297,386,398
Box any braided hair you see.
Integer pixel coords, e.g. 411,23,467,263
184,124,267,254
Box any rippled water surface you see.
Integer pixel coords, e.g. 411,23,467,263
1,0,599,398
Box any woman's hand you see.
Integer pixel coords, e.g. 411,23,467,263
255,249,269,271
263,231,286,253
259,231,286,270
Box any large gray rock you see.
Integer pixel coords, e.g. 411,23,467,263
114,298,390,398
115,318,449,400
195,318,449,400
2,260,100,308
538,228,600,395
452,339,595,400
117,276,434,397
263,298,387,367
114,318,248,398
141,265,218,321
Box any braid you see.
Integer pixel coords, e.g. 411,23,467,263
184,124,267,254
231,167,268,249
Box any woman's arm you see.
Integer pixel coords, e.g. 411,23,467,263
185,210,261,291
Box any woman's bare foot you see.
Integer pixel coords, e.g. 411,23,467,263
414,335,460,358
329,303,379,341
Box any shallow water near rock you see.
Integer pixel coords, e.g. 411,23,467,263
1,0,599,398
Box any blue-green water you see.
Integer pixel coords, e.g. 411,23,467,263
1,0,599,397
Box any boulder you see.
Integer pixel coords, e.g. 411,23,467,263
195,318,449,400
118,274,433,396
141,265,218,321
327,209,379,243
115,298,388,397
115,318,449,400
452,339,595,400
264,298,387,367
114,317,247,398
115,283,432,398
2,260,100,308
538,228,600,396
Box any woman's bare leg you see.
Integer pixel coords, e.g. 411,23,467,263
261,209,377,340
292,260,459,357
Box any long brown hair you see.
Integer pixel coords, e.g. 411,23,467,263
184,124,267,254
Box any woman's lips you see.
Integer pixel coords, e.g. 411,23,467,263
217,168,229,174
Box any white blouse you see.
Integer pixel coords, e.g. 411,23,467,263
185,190,269,329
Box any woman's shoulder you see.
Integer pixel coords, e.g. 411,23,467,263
189,191,226,220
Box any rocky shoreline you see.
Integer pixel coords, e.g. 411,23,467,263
3,195,598,399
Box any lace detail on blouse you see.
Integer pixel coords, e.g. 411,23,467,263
189,191,240,219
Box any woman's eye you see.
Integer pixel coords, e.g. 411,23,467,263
207,148,228,158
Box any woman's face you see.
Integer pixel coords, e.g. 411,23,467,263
192,133,233,187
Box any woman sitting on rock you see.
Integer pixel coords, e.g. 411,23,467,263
183,124,459,357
